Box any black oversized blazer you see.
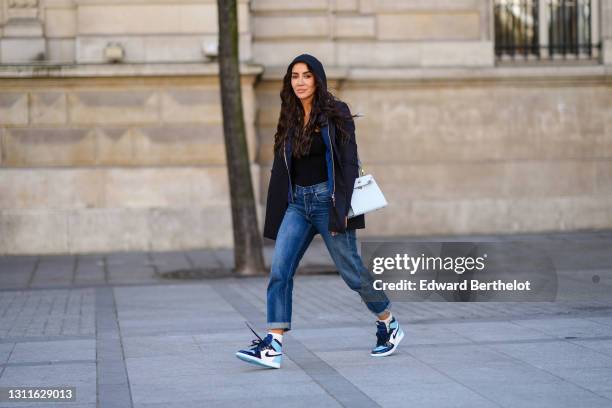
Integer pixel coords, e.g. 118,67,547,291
263,100,365,240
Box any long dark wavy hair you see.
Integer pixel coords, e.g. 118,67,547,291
273,64,357,158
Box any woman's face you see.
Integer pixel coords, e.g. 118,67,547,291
291,62,316,103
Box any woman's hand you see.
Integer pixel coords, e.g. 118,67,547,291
331,217,348,236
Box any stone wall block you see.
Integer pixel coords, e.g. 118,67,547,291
67,208,150,253
0,93,28,126
333,0,358,11
595,161,612,195
148,206,233,251
337,42,421,66
0,128,3,166
0,169,104,210
132,125,226,165
374,0,480,12
0,39,46,64
45,7,77,38
96,127,134,165
358,0,375,13
251,0,329,11
104,167,230,208
3,128,96,166
377,13,480,41
603,39,612,65
335,16,375,38
77,4,220,35
252,42,335,66
420,41,494,66
31,92,68,125
160,89,222,124
254,16,329,39
0,210,69,255
69,90,159,125
257,126,276,165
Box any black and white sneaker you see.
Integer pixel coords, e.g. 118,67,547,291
235,323,283,369
371,316,404,357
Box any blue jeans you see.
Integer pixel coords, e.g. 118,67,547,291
267,180,391,332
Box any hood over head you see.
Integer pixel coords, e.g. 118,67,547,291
287,53,327,91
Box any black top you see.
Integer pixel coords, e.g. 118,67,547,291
291,127,328,187
264,100,364,240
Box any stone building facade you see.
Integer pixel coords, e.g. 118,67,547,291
1,0,611,254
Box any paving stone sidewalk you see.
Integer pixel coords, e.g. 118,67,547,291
0,231,611,407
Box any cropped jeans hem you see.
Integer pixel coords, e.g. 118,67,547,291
268,322,291,332
367,302,392,317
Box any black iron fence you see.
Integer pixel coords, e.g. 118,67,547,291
494,0,601,61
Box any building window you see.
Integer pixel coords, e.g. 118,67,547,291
494,0,601,62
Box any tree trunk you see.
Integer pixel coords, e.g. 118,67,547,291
216,0,266,276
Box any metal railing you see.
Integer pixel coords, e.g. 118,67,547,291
494,0,601,61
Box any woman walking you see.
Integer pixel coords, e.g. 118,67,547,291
235,54,404,369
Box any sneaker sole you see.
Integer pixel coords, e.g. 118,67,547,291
235,352,281,369
370,328,404,357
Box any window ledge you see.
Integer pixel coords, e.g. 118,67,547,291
262,64,611,84
0,62,265,78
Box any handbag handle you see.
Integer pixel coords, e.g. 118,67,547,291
357,150,365,177
353,112,366,177
333,112,366,176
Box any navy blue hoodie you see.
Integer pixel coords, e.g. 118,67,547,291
263,54,365,239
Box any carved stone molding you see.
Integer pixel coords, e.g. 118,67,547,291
8,0,39,8
4,0,40,20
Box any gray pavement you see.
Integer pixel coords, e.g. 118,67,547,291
0,231,612,407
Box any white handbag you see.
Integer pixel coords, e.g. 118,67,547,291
347,154,388,218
